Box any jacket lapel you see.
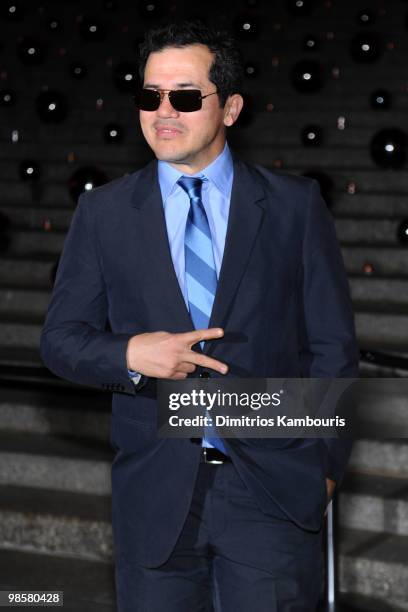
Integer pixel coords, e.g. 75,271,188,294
205,157,266,352
130,160,194,333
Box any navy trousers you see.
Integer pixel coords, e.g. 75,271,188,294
115,460,323,612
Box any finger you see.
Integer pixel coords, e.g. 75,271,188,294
182,327,224,347
186,351,228,374
175,361,197,374
180,362,197,374
172,371,189,380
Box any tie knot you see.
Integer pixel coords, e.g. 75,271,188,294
177,176,203,200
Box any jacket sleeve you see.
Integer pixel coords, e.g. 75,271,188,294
40,191,137,396
301,179,360,484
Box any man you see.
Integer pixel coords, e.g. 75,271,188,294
40,20,359,612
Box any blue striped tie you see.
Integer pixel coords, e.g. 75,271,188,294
178,176,227,454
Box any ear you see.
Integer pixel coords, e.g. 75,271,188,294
223,94,244,127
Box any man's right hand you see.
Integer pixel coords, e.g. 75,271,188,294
126,328,228,380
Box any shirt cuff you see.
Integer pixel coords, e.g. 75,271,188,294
127,369,142,385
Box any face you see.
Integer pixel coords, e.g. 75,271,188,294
139,44,243,174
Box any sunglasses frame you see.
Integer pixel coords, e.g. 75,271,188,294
135,88,218,112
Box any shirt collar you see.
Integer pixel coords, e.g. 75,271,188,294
158,141,233,202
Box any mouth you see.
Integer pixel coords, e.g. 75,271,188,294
155,126,182,138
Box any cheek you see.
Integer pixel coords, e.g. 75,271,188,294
187,115,216,137
139,114,153,135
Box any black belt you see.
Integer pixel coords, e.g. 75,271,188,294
201,447,231,465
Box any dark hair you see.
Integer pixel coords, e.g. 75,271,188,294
138,19,244,107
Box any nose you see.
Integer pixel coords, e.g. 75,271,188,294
156,91,179,118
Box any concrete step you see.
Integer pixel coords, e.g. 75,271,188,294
251,123,408,149
353,301,408,316
0,386,110,440
0,177,134,208
0,257,55,289
0,431,112,494
0,176,151,208
0,484,112,562
0,346,44,368
355,311,408,349
342,247,408,277
334,194,408,218
0,322,42,349
256,168,408,193
0,548,116,611
355,379,408,437
0,181,80,208
359,362,408,378
335,219,401,245
337,591,403,612
349,439,408,479
0,165,130,188
0,123,141,148
349,278,408,307
0,205,73,231
0,288,51,318
1,141,145,165
359,347,408,378
340,472,408,536
6,229,65,257
339,527,408,610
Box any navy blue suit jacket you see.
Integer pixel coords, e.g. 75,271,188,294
40,154,359,568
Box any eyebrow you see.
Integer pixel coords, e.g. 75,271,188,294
143,82,200,89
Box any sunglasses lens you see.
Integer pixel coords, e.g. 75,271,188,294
170,90,202,112
136,89,160,111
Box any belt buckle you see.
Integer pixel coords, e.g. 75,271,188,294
203,447,224,465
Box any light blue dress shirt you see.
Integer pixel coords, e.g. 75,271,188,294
158,141,233,306
129,142,234,449
160,141,233,449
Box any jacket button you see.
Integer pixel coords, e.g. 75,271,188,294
199,371,211,378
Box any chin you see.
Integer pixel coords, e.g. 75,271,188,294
154,147,190,164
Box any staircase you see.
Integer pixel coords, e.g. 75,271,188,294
1,383,408,610
1,0,408,610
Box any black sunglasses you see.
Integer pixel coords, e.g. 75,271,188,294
135,88,218,112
